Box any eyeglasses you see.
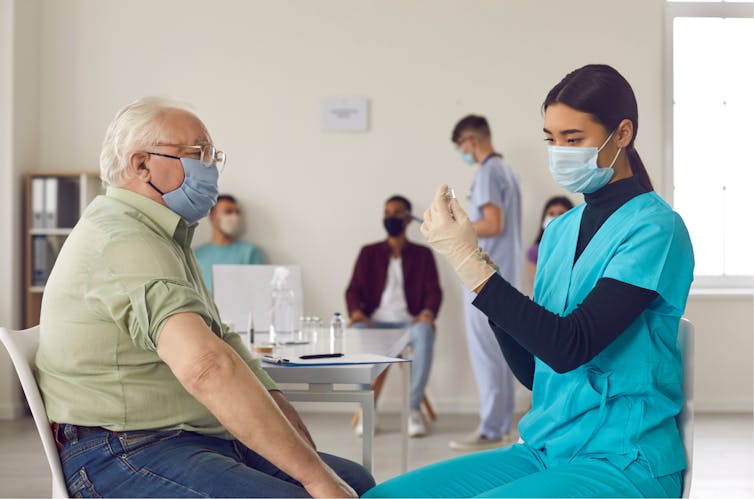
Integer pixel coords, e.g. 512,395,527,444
149,143,226,171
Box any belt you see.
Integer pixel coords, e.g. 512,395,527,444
51,422,119,451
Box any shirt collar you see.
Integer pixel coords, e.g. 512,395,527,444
106,187,195,246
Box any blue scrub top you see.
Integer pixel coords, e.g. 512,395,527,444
520,191,694,478
193,240,265,292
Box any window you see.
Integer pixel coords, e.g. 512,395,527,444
665,1,754,288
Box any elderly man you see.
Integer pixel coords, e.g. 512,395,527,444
36,97,373,498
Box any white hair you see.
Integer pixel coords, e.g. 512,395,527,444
99,96,196,187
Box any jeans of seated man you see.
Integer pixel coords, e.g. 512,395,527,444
57,424,375,498
351,320,435,410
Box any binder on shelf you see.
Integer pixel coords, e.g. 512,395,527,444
31,178,45,229
43,177,57,228
43,177,80,228
31,234,67,287
31,235,49,286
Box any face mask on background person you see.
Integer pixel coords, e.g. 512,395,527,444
383,217,406,237
542,214,556,230
459,150,476,166
547,131,621,193
149,157,219,224
218,213,241,237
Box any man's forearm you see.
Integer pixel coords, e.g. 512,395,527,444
158,313,330,489
186,346,329,485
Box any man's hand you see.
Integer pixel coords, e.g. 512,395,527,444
301,468,358,498
421,184,497,291
269,390,316,450
348,310,374,327
414,309,435,326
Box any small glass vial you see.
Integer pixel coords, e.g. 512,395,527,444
329,312,344,354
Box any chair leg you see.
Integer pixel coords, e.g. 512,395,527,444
352,367,391,426
421,393,437,421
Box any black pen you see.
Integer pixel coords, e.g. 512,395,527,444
299,353,344,359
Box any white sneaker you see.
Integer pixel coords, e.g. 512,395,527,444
408,410,426,437
449,431,518,451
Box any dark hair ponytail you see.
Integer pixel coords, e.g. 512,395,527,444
543,64,653,191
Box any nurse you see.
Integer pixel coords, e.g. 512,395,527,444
363,64,694,498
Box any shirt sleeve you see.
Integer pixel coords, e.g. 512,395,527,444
472,163,506,210
421,249,442,316
603,211,694,313
489,321,535,389
473,273,658,374
246,243,265,265
123,279,212,351
345,247,368,315
91,234,213,352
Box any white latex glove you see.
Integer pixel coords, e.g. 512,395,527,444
421,184,497,291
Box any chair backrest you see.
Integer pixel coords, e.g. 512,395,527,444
0,326,69,498
677,317,694,498
212,264,303,332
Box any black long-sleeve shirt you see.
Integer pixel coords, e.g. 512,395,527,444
474,177,657,389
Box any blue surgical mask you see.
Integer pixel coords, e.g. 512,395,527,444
547,131,621,193
459,150,476,165
149,157,219,224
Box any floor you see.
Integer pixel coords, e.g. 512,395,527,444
0,412,751,498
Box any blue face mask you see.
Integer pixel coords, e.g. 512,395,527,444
459,150,476,165
149,157,219,224
547,131,621,193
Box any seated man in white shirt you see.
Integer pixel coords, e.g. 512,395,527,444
345,195,443,437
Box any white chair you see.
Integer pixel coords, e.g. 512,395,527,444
212,264,303,333
0,326,68,498
677,317,694,498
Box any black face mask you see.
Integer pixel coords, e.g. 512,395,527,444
383,217,406,237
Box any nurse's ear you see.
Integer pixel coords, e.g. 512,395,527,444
614,118,634,148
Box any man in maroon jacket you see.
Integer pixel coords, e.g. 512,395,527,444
345,195,442,437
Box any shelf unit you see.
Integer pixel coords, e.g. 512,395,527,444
23,172,103,328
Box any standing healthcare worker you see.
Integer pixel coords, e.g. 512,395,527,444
363,64,694,498
450,115,522,450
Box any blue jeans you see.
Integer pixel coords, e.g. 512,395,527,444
363,443,682,498
57,424,375,497
352,320,435,410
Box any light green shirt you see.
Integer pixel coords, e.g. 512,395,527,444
37,187,277,439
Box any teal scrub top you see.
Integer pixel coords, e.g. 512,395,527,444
520,191,694,478
193,240,265,292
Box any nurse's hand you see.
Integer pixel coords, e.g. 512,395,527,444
421,184,497,291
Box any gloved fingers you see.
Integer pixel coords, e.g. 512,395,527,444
448,197,470,224
429,184,454,224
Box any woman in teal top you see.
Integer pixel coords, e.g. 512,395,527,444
364,65,694,498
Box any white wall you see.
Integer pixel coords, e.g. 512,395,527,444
0,0,42,419
1,0,751,417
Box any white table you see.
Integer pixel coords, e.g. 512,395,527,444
254,328,410,473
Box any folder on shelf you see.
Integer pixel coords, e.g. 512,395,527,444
43,177,80,228
32,236,49,286
43,178,57,228
31,178,45,229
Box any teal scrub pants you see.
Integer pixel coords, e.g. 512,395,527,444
362,444,682,498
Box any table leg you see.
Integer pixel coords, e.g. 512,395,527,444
401,361,410,472
360,388,375,473
282,387,375,473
